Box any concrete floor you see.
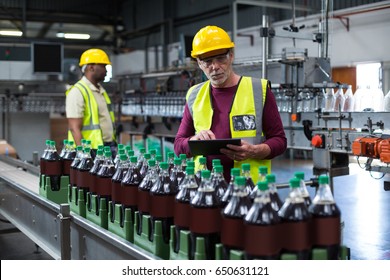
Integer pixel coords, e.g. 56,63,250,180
0,155,389,260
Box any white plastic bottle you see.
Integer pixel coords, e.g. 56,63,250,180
333,87,345,112
384,90,390,112
343,85,355,112
372,87,385,112
324,88,335,112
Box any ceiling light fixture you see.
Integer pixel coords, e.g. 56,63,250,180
0,30,23,36
56,32,90,40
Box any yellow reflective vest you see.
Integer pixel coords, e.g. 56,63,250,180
66,80,116,149
186,76,271,182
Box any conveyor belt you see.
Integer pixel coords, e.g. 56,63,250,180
0,156,157,260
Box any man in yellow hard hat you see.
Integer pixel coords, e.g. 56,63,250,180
65,48,117,154
174,25,287,184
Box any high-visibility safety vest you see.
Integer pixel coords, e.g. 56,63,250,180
186,76,271,182
65,80,116,149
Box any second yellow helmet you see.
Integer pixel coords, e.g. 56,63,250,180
191,26,235,58
79,48,111,66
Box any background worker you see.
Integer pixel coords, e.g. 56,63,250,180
174,25,287,182
65,48,117,156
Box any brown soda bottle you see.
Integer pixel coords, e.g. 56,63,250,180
221,176,251,259
62,140,76,176
137,159,158,236
149,162,178,244
195,156,207,186
95,150,116,211
174,166,198,253
44,140,63,191
166,152,175,175
308,175,341,260
69,146,83,188
241,163,255,196
189,169,221,260
170,157,185,188
139,152,151,179
111,153,129,206
278,177,312,260
113,144,125,167
76,147,94,201
179,153,187,172
136,147,146,172
59,139,68,158
211,165,227,200
295,172,312,207
220,168,241,208
87,148,104,196
121,155,142,223
244,181,281,259
40,139,51,176
266,174,283,212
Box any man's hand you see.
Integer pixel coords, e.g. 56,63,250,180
190,130,216,140
221,140,271,161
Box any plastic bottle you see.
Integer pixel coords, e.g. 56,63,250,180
244,181,281,259
266,174,283,212
111,153,129,207
139,153,151,178
59,139,69,158
220,168,241,208
69,146,83,188
385,90,390,112
249,165,268,199
241,163,255,196
333,87,345,112
166,152,175,175
179,153,187,172
76,146,94,201
39,139,51,176
195,156,207,185
343,85,354,112
372,87,385,112
308,175,341,260
87,148,104,196
189,170,221,260
136,147,146,172
278,177,312,259
170,157,185,188
114,148,126,169
210,165,227,200
95,150,116,210
149,162,178,244
137,159,158,236
221,176,251,259
174,166,198,253
121,156,142,221
44,140,63,191
62,140,76,176
324,88,335,112
294,172,312,207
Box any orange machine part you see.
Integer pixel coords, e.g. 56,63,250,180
351,137,382,158
378,139,390,164
311,135,323,148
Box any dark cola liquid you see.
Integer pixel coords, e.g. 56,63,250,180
170,169,185,189
111,166,128,224
87,158,104,195
189,189,221,260
62,150,76,175
44,151,63,191
121,166,142,212
174,184,197,253
303,195,312,208
279,201,312,260
244,201,281,259
220,183,234,208
69,158,81,187
149,173,177,244
77,158,94,202
137,178,154,236
221,194,251,259
269,192,283,212
309,201,341,260
212,178,227,201
245,177,255,195
95,165,115,212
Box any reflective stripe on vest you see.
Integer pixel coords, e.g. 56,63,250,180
186,77,271,182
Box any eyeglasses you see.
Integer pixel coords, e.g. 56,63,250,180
198,51,230,68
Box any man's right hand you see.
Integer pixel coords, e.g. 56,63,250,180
190,130,216,140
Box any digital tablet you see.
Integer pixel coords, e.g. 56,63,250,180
188,138,241,156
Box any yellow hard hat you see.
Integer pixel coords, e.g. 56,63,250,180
79,48,111,66
191,26,235,58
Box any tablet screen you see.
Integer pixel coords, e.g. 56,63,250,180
188,138,241,156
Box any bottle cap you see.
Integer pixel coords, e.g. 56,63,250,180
257,181,268,191
230,168,240,176
84,147,91,153
294,172,305,180
215,165,223,173
96,149,103,156
130,156,138,163
104,146,111,152
76,146,83,151
235,176,246,186
139,147,146,154
187,161,195,168
97,145,104,150
160,162,168,170
63,139,68,144
201,169,211,179
128,150,134,157
259,166,268,174
118,149,125,155
149,149,157,155
118,144,124,150
319,175,329,184
174,158,181,165
199,156,206,164
144,153,151,160
242,163,250,171
120,154,128,161
180,154,187,160
212,159,221,166
186,167,194,175
266,173,275,183
289,177,300,188
104,151,112,158
148,159,156,167
156,154,163,162
167,152,174,158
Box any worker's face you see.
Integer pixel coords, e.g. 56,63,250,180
88,63,107,82
197,49,233,88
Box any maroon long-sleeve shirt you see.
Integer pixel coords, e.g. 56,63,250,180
174,80,287,181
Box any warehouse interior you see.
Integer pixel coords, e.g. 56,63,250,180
0,0,390,261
